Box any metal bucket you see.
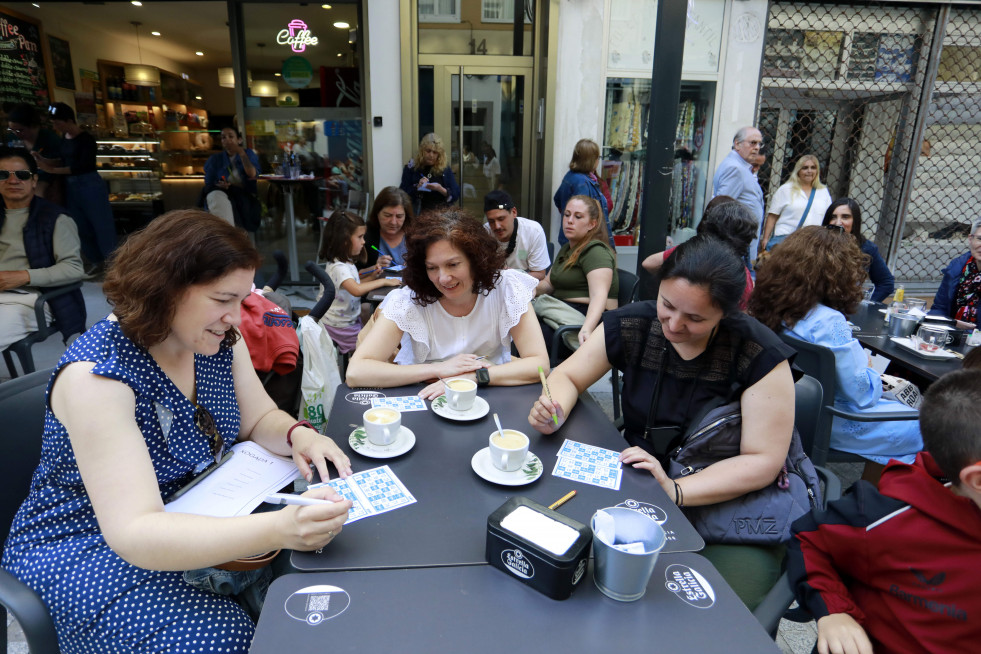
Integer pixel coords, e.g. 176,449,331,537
887,313,920,338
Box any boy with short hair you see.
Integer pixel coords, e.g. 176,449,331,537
787,368,981,654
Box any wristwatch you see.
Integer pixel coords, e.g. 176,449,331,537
475,368,490,387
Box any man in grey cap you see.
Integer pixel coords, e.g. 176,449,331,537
483,189,550,280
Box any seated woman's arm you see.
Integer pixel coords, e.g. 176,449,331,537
528,323,613,433
641,251,666,274
53,360,350,572
819,315,882,410
864,242,894,303
620,361,795,506
579,267,614,343
534,270,554,297
345,314,486,388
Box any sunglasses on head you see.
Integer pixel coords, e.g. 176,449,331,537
194,404,225,463
825,224,845,233
0,170,33,181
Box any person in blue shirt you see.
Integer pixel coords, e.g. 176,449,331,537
712,127,765,263
821,198,895,303
203,127,260,230
552,138,614,248
929,217,981,330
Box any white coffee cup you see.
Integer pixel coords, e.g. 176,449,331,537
444,378,477,412
488,429,530,472
363,407,401,446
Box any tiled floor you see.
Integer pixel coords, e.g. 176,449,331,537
4,282,863,653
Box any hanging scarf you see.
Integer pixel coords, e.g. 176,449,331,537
954,255,981,325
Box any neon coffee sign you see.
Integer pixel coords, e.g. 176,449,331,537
276,19,318,53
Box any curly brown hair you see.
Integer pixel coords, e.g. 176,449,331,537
103,209,261,348
749,225,867,331
401,206,505,306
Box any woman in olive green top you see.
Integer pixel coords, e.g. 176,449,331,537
535,195,618,346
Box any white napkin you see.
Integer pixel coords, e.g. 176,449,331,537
592,509,648,553
501,506,580,556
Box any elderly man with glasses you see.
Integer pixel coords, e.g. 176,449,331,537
713,126,766,265
0,145,85,352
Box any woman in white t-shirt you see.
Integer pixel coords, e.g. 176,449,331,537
759,154,832,252
317,211,402,353
346,208,549,399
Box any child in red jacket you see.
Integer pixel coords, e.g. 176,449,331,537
788,368,981,654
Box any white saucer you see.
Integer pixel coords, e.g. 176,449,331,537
470,448,543,486
348,426,416,458
890,337,960,360
431,395,490,421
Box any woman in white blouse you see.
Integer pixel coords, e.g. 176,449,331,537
759,154,832,252
346,208,549,399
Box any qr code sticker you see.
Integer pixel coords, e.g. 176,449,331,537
306,593,331,612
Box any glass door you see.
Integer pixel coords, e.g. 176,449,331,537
430,65,533,217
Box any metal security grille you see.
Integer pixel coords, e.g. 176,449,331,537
757,2,981,288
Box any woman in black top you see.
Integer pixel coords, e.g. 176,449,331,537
34,103,116,268
528,235,797,609
399,133,459,216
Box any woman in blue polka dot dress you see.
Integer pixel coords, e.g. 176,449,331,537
2,209,354,653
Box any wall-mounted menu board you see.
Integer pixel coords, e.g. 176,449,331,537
0,7,53,110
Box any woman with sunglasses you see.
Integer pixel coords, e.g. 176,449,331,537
820,198,895,303
3,209,353,654
928,217,981,330
749,226,922,484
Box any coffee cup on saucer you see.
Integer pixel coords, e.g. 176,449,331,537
489,429,530,472
444,378,477,412
363,407,401,446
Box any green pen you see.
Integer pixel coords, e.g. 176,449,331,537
538,366,559,426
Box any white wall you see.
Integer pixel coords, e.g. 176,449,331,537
708,0,768,177
549,0,607,235
365,0,404,198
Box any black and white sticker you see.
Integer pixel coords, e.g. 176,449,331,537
501,548,535,579
664,564,715,609
284,585,351,625
345,390,386,405
615,499,668,524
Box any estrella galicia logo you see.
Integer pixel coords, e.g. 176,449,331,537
284,585,351,625
502,548,534,579
664,564,715,609
615,499,667,524
345,390,386,405
910,567,946,591
572,558,587,585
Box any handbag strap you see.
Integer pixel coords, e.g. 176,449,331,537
795,189,817,230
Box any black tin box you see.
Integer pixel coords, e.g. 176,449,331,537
486,496,592,600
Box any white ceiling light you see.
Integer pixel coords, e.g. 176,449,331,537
124,21,160,86
333,21,349,29
151,31,160,36
250,79,279,97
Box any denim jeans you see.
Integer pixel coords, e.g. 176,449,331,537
183,565,272,622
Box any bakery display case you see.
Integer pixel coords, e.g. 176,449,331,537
96,138,162,207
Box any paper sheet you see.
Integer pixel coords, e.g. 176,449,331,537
164,441,299,517
310,465,416,524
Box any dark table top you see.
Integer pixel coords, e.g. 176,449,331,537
290,384,703,571
253,553,779,654
848,302,969,384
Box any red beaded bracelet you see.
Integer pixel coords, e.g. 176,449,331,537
286,420,314,447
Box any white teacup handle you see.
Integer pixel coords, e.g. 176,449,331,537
500,452,509,470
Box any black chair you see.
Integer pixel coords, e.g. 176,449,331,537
3,282,85,378
778,333,918,467
0,368,59,653
752,373,842,637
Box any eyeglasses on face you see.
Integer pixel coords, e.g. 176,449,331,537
825,224,846,233
194,404,225,463
0,170,34,181
969,235,980,242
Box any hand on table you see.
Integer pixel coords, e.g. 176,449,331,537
385,278,402,288
376,255,393,269
276,485,352,552
619,447,674,498
816,614,873,654
289,426,353,481
528,392,566,434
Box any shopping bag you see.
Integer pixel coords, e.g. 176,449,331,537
298,315,343,432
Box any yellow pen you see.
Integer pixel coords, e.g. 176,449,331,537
538,366,558,426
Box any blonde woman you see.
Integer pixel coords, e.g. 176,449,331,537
399,133,460,215
759,154,832,252
535,195,618,346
